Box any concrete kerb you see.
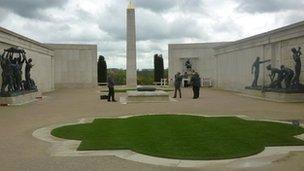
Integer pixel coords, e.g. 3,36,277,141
32,114,304,168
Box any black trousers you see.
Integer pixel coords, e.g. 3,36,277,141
108,87,115,101
173,87,181,98
193,86,200,99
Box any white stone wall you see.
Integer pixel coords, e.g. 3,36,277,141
45,44,97,88
0,27,54,93
168,43,227,85
215,21,304,91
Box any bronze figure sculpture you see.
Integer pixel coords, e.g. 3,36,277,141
251,57,270,87
0,47,37,96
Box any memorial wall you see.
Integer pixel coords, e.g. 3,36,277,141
215,21,304,91
168,42,227,85
0,27,54,93
169,21,304,92
46,44,97,88
0,27,97,93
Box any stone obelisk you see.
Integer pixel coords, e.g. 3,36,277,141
126,1,137,87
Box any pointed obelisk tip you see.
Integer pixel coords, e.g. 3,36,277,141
128,0,135,9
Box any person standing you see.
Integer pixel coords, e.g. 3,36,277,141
191,72,201,99
173,72,183,98
107,74,116,102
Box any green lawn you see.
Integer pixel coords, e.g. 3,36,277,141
51,115,304,160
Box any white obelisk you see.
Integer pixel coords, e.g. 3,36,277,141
126,0,137,87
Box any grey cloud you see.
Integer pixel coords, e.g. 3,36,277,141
281,11,304,25
99,3,206,42
0,8,9,21
137,11,206,41
236,0,303,13
212,19,242,37
134,0,176,12
134,0,202,12
0,0,67,19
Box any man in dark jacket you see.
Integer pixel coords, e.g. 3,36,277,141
173,72,183,98
107,74,116,102
191,72,201,99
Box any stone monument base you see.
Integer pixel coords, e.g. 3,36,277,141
126,90,170,103
241,88,304,103
0,91,42,105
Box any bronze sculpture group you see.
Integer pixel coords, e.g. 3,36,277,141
0,47,37,96
249,47,303,91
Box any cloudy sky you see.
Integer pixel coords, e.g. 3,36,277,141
0,0,303,69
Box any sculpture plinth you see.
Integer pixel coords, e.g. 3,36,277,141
0,91,41,105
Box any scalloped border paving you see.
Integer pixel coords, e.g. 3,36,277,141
33,114,304,168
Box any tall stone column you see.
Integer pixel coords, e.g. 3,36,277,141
126,2,137,87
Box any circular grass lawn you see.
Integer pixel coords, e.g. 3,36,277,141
51,115,304,160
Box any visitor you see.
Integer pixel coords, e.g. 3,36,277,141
184,72,189,87
107,73,116,102
173,72,183,98
191,72,201,99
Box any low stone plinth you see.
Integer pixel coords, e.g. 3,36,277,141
126,90,169,103
0,91,42,105
241,89,304,102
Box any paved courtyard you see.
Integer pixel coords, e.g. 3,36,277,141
0,87,304,171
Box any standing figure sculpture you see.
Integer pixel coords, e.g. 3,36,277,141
251,57,271,87
280,65,294,89
1,51,14,94
24,58,37,90
16,51,26,90
291,47,302,87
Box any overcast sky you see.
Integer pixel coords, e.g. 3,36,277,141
0,0,303,69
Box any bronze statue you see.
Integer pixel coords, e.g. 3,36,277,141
266,65,284,89
251,57,270,87
0,51,14,93
24,58,37,90
280,65,294,89
185,59,192,71
0,47,37,96
291,47,302,87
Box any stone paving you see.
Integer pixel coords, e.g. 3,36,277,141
1,87,304,171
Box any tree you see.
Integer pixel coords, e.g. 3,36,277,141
138,69,154,85
154,54,164,83
98,55,107,83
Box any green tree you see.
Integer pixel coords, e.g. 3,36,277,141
154,54,164,82
108,69,126,85
97,55,107,83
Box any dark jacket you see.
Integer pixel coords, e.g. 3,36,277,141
174,74,183,88
191,74,201,87
107,77,115,88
